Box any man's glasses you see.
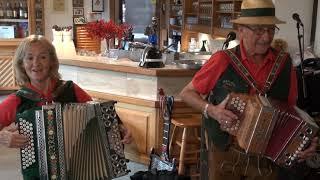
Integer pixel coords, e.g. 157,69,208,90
243,25,280,36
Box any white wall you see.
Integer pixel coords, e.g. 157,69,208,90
44,0,110,42
315,1,320,57
274,0,314,55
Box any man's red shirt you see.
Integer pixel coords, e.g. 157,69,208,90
192,41,297,106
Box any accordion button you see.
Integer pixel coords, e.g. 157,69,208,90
300,144,304,148
298,147,302,151
293,154,297,158
303,140,307,144
304,137,309,141
51,175,57,179
49,130,54,135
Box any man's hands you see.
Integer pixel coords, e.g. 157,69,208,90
0,123,28,148
206,95,238,128
119,124,133,144
298,136,319,162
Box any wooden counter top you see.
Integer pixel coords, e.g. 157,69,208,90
59,56,198,77
0,39,23,56
0,38,23,47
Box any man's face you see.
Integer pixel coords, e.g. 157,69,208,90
238,25,278,56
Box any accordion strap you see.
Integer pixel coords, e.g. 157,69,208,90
224,49,287,95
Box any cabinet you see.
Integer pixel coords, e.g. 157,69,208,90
0,0,45,39
179,0,242,51
184,0,213,34
213,0,242,37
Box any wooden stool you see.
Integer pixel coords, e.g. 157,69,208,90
169,114,201,176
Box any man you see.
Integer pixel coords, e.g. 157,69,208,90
179,0,318,180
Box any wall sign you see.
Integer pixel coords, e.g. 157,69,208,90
73,0,84,7
92,0,104,12
53,0,65,12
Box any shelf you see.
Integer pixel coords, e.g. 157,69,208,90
185,13,198,16
169,24,182,30
213,27,235,38
185,24,212,34
216,0,234,2
0,19,28,23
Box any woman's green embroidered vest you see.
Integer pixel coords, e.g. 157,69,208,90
15,81,76,180
204,52,292,151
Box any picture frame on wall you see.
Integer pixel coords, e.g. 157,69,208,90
73,7,84,16
92,0,104,12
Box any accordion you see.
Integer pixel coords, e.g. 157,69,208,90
223,93,319,167
17,101,130,180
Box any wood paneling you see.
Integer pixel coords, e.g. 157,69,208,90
0,56,18,90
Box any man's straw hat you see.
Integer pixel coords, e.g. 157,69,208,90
231,0,286,25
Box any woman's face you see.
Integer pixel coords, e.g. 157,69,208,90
23,42,52,84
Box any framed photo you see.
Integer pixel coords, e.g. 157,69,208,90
92,0,104,12
73,7,84,16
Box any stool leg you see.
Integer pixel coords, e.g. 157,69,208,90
178,127,187,175
169,124,176,156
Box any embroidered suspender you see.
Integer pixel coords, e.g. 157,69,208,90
224,49,287,95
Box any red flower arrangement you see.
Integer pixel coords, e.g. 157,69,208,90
86,20,132,50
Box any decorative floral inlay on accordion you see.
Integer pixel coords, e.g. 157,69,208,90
18,101,130,180
223,92,319,167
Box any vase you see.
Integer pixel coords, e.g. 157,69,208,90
102,39,111,56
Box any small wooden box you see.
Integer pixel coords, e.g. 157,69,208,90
75,25,101,54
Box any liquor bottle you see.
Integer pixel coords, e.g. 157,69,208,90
23,2,28,19
13,3,19,19
19,2,24,19
6,2,13,19
0,3,4,19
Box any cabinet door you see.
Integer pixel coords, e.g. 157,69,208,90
116,106,157,164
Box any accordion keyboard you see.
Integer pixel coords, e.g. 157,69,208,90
18,117,36,170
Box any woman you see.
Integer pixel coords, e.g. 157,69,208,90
0,35,132,179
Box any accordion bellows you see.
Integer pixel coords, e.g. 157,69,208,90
18,101,130,180
223,93,319,167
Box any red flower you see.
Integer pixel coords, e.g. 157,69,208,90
85,20,132,41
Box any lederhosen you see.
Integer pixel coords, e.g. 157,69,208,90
200,46,292,180
16,80,76,180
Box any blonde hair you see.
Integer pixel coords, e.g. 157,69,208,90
13,35,61,86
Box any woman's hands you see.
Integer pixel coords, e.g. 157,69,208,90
0,123,28,148
120,124,133,144
206,95,238,128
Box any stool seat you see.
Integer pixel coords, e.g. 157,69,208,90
172,115,201,128
169,114,201,176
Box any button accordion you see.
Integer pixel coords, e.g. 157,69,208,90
222,92,319,167
17,101,130,180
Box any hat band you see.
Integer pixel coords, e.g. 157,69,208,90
241,8,275,17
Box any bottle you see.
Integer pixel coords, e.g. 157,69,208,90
0,3,4,19
189,38,197,52
200,40,207,52
5,2,13,19
23,2,28,19
19,2,24,19
13,3,18,19
177,41,181,52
